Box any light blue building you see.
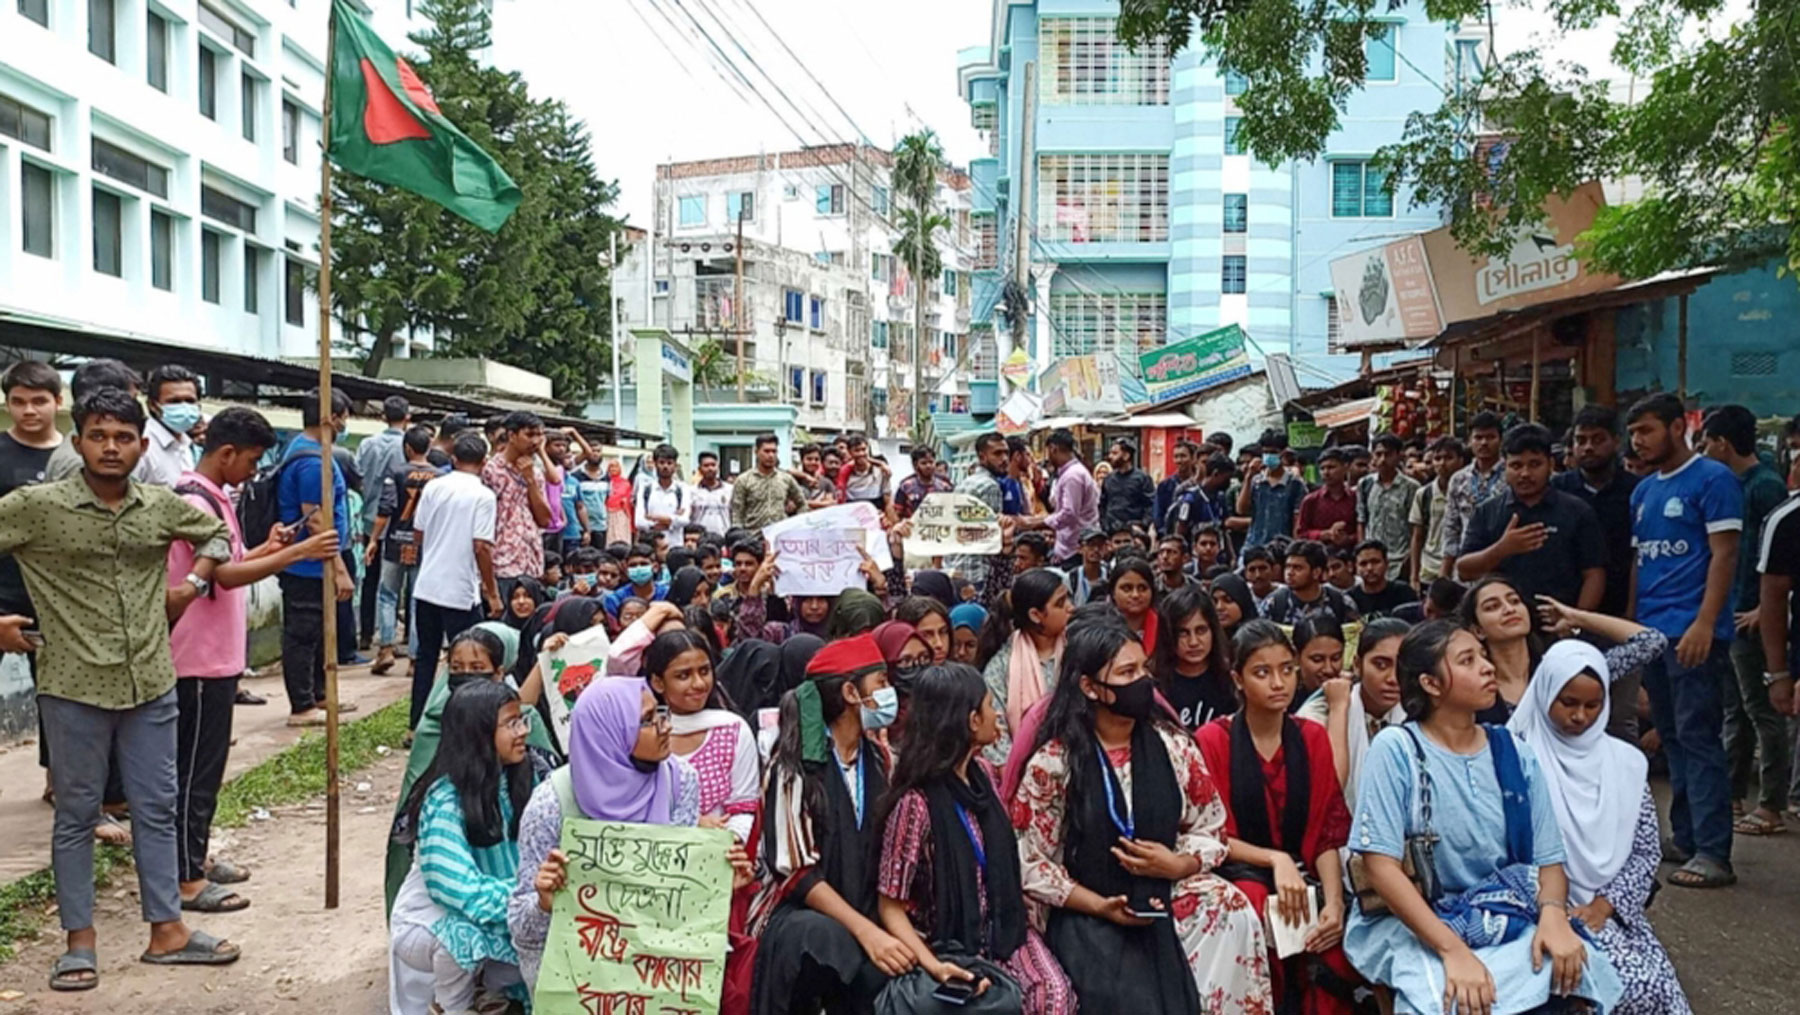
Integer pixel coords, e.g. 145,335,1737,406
957,0,1486,405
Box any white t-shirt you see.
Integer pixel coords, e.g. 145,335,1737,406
414,469,497,609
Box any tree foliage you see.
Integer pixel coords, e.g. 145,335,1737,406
329,0,624,405
1117,0,1794,276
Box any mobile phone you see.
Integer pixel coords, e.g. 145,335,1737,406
21,629,44,649
930,981,974,1006
1130,909,1171,920
654,704,671,726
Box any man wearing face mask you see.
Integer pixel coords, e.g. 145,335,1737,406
137,365,203,488
1236,429,1307,550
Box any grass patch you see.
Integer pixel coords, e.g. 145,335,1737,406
213,699,410,827
0,846,130,964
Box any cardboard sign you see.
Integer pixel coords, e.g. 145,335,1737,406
904,493,1002,557
535,820,732,1015
771,527,866,596
761,501,893,572
542,625,612,752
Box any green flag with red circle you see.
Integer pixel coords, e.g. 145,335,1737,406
326,0,521,232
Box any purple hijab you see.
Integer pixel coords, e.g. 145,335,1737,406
568,678,675,823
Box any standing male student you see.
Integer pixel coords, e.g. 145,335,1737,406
410,432,499,728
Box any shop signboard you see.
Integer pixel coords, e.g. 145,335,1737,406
1138,326,1253,406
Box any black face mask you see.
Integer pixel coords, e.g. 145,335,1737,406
629,755,662,774
889,662,929,688
447,671,494,690
1103,676,1158,721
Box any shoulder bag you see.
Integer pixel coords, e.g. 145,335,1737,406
1348,725,1441,917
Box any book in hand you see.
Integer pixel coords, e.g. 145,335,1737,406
1264,883,1323,959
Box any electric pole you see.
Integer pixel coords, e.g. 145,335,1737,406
734,212,746,401
1011,60,1037,365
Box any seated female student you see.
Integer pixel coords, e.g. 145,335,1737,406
1344,620,1620,1015
390,681,539,1014
1509,642,1693,1015
1291,616,1346,713
508,679,751,993
979,569,1073,764
1294,617,1411,810
872,621,933,734
1106,557,1159,652
1152,584,1238,730
949,603,988,666
667,564,712,610
749,634,908,1015
895,596,953,665
649,629,761,844
609,600,688,675
1211,573,1258,640
1012,618,1272,1014
1195,622,1358,1014
874,665,1076,1015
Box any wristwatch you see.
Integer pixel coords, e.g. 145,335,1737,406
184,572,212,597
1764,670,1792,687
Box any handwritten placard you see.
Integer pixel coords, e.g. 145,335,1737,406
543,625,612,753
536,820,732,1015
761,501,893,571
772,527,865,597
904,492,1002,557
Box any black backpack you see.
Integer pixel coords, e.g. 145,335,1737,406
237,449,319,548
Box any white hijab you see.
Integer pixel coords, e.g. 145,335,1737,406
1345,683,1406,812
1507,640,1647,903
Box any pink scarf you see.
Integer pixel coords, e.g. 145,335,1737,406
1005,629,1062,736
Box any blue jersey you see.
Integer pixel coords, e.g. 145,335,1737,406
1630,454,1744,642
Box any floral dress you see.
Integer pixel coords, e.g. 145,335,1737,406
1011,725,1274,1015
1591,788,1693,1015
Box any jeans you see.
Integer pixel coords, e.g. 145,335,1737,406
410,597,483,729
375,556,418,651
357,538,380,647
278,572,327,714
40,691,181,931
1724,633,1790,812
175,676,237,883
1642,639,1734,865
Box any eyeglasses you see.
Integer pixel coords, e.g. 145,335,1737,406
502,714,532,734
640,706,672,730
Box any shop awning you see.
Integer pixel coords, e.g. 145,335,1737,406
1312,397,1379,430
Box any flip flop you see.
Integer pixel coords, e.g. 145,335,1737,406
205,859,251,885
1668,856,1736,889
94,814,132,846
49,948,98,991
234,688,267,705
1734,812,1787,836
180,881,249,913
141,929,240,966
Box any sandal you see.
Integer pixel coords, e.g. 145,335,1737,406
205,859,251,885
141,929,240,966
1668,856,1736,889
180,881,250,913
49,948,98,991
1734,811,1787,836
1660,837,1692,865
94,814,132,846
234,688,267,705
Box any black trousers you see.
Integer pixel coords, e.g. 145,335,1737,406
337,549,359,664
278,572,327,714
410,598,483,729
175,676,237,883
357,537,381,647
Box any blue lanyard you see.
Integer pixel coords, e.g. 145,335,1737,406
1095,743,1134,839
841,747,865,829
954,803,987,871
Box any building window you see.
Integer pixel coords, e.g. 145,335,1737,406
286,257,306,324
201,184,257,231
243,245,259,313
92,188,122,277
92,138,169,198
1331,161,1392,217
872,186,890,216
871,252,889,282
1223,193,1247,233
20,162,53,258
146,12,168,91
0,94,52,151
241,73,257,141
812,370,826,405
1041,17,1170,105
88,0,115,63
1366,24,1397,82
198,46,218,120
808,295,824,330
1048,291,1167,361
783,288,803,323
1039,153,1169,243
1224,69,1247,96
975,216,998,270
815,183,844,215
726,190,753,222
282,99,299,163
1224,117,1244,156
788,366,804,402
1222,255,1247,294
198,0,253,57
872,320,888,349
943,270,957,296
677,195,704,227
201,230,221,303
872,386,888,415
19,0,48,27
151,211,173,291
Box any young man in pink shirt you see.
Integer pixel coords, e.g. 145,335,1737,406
167,408,339,912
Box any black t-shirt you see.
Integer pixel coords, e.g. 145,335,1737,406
1351,580,1419,619
1164,669,1238,731
1757,491,1800,656
379,459,445,563
1461,487,1604,608
1551,466,1640,616
0,433,56,613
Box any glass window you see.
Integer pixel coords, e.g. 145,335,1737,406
1041,17,1170,105
19,0,49,27
678,195,705,227
241,73,257,142
201,230,221,303
20,162,52,258
871,320,888,349
0,94,52,151
788,366,804,401
815,183,844,215
1366,24,1397,82
943,270,957,296
201,185,257,231
286,257,306,324
812,370,826,405
1223,193,1247,233
88,0,115,63
243,245,259,313
146,12,168,91
975,216,998,270
1047,291,1167,362
1331,161,1392,217
198,0,253,57
726,190,753,222
199,46,218,120
282,99,299,163
151,211,172,291
1224,69,1247,96
1038,154,1169,243
783,288,803,322
808,295,823,330
1224,117,1244,156
92,138,169,198
92,188,122,277
1222,255,1247,294
873,186,889,216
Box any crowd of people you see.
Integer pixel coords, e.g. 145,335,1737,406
9,352,1800,1015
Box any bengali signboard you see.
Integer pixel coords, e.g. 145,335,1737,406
761,502,893,572
904,493,1003,557
1001,347,1033,388
1041,354,1124,416
536,820,733,1015
770,527,865,597
1138,325,1253,406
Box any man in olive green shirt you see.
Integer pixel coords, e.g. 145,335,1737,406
0,389,238,987
729,432,806,531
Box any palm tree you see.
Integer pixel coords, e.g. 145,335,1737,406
892,130,946,440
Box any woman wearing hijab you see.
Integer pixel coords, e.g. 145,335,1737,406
1509,642,1691,1015
604,459,634,547
503,577,545,631
979,569,1073,764
1210,573,1257,638
909,570,960,613
948,603,988,666
829,588,888,639
749,635,905,1015
874,664,1075,1015
668,565,712,610
650,629,762,844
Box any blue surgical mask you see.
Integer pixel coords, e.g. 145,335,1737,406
720,558,735,576
627,565,655,586
1263,453,1282,469
860,686,899,731
160,402,202,434
574,573,598,589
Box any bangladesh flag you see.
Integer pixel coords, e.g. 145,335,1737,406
326,0,521,232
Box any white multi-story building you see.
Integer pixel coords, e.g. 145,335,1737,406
0,0,432,361
616,144,974,442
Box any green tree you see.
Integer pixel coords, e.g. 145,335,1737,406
892,130,947,437
329,0,624,405
1117,0,1791,276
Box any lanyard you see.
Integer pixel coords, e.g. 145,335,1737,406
1095,743,1134,839
954,803,987,871
841,747,866,829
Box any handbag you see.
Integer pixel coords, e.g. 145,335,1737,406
1348,725,1441,917
873,948,1023,1015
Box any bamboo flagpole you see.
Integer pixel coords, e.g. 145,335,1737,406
317,0,342,910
